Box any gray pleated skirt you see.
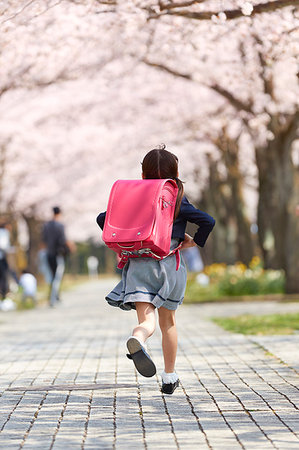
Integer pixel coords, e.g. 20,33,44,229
106,239,187,311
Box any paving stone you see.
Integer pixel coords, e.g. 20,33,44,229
0,279,298,449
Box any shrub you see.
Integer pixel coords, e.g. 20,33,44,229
185,257,285,302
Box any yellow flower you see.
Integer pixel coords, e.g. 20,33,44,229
249,256,262,270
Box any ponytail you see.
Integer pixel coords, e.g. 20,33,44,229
173,177,184,220
141,147,184,220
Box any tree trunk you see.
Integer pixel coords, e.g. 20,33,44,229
284,167,299,293
200,158,236,264
255,112,299,292
218,135,254,264
22,213,43,275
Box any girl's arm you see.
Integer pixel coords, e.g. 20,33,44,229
180,197,215,247
180,233,197,250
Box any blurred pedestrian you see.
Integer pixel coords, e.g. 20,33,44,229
0,222,16,311
0,252,9,301
181,246,204,272
87,255,99,278
42,206,70,307
19,269,37,305
38,246,52,284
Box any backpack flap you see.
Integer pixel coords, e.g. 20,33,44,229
102,179,178,252
103,180,163,244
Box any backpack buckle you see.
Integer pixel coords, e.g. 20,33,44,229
160,196,173,210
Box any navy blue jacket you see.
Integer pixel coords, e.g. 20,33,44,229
42,220,67,256
96,195,215,248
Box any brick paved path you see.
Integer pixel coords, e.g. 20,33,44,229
0,279,298,449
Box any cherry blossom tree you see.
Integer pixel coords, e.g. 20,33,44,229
0,0,298,290
138,2,299,291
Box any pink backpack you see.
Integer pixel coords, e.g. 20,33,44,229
102,179,181,269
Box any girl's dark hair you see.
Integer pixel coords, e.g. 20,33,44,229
141,145,184,220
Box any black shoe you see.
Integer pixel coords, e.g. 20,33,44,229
126,337,156,378
161,379,179,394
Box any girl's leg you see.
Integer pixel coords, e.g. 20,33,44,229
127,302,157,378
158,307,177,373
132,302,156,343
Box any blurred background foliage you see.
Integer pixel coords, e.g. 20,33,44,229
185,256,286,303
0,1,298,298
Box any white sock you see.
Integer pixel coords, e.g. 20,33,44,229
161,371,179,384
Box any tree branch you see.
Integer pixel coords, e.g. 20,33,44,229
149,0,299,21
158,0,206,10
0,1,66,25
0,64,33,99
210,84,253,113
0,55,115,100
0,0,36,25
142,58,193,80
142,59,253,113
252,34,275,100
0,68,70,98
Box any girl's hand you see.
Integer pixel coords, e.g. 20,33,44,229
180,233,196,249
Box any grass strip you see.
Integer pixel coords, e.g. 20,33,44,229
212,312,299,335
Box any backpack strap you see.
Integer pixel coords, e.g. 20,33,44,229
117,243,183,271
151,243,183,271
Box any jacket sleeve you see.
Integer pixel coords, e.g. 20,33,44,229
180,197,215,247
96,212,106,230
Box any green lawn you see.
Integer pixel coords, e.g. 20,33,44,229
212,312,299,335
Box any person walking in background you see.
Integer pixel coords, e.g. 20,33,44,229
0,222,16,311
96,146,215,394
0,224,10,304
87,255,99,278
42,206,70,307
19,269,37,305
38,245,53,285
181,246,204,273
